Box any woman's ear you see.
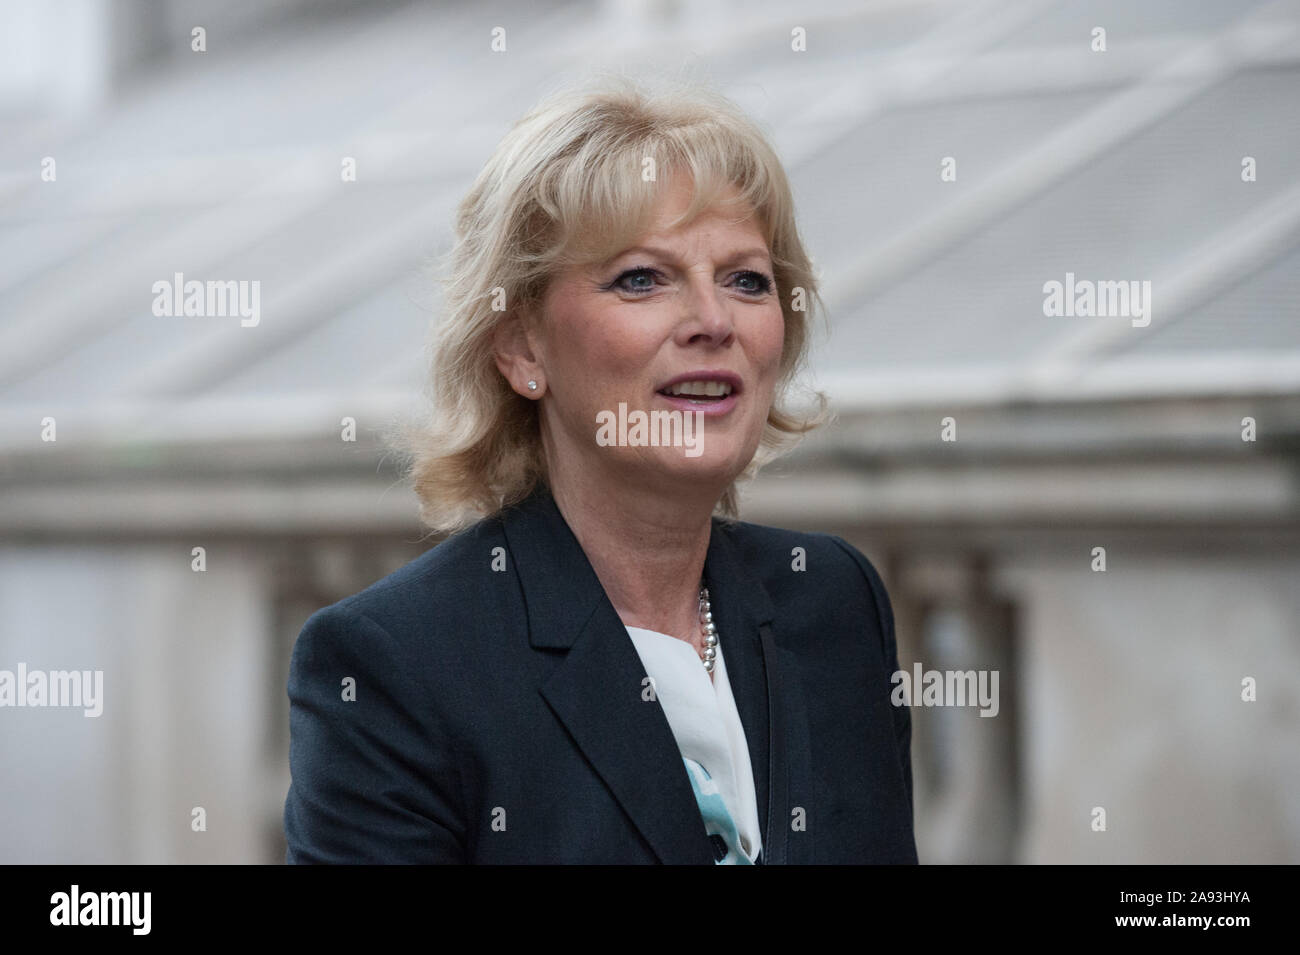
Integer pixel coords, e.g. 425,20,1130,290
492,309,544,398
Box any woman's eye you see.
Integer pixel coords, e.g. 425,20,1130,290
734,271,773,295
613,267,659,294
609,267,773,296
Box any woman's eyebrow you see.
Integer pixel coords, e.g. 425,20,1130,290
609,244,773,267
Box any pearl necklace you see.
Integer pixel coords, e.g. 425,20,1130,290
699,585,718,673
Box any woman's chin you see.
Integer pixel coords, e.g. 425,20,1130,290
632,445,748,490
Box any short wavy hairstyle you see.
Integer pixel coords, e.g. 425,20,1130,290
396,71,828,534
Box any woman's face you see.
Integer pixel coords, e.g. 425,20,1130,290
516,178,786,502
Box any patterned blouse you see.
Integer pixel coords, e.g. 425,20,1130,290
625,625,762,864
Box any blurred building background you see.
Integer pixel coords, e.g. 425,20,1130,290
1,0,1298,863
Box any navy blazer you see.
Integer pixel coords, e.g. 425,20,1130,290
284,484,917,864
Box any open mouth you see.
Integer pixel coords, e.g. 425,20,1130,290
657,380,735,403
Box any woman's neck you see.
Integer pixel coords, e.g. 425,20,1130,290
548,474,717,650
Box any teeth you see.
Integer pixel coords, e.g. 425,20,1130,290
664,380,733,397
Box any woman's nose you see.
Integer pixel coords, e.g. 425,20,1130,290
679,275,736,345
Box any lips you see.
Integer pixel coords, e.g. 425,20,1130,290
656,370,742,399
661,379,733,399
655,370,742,416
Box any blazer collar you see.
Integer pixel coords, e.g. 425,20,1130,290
500,483,778,864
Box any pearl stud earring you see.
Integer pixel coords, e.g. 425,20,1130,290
527,380,538,391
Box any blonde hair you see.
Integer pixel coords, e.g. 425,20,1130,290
395,71,828,534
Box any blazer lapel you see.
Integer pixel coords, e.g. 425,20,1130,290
699,520,773,858
701,520,815,864
502,486,715,864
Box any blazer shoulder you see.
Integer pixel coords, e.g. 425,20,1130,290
717,517,881,588
304,512,508,646
718,517,896,661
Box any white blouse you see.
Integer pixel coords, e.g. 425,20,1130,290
625,625,762,864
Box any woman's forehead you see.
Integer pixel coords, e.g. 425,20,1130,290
571,198,767,268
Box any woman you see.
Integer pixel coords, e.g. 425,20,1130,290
283,74,917,864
